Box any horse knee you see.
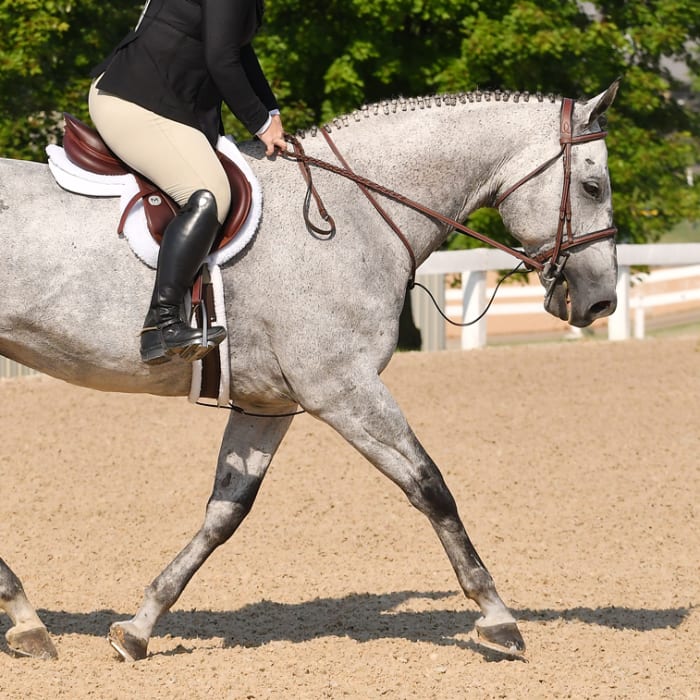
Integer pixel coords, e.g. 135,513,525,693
204,478,261,546
203,505,242,546
203,500,246,546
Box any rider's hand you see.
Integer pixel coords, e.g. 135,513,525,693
259,114,286,157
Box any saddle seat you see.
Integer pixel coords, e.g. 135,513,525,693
61,113,252,251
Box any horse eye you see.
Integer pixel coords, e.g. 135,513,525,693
583,180,601,199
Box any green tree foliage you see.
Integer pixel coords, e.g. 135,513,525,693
257,0,700,244
0,1,142,159
254,0,470,128
1,0,697,243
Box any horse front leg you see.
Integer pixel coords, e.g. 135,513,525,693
0,557,57,659
108,410,294,662
313,376,525,654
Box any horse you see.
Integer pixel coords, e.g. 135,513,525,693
0,81,620,661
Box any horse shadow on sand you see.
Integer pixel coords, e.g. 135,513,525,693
0,591,692,661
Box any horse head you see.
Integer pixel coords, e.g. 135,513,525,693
495,81,620,326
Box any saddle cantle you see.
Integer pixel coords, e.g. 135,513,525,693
61,113,252,251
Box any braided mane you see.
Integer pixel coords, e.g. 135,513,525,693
296,90,560,139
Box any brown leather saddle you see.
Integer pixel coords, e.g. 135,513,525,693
61,113,252,251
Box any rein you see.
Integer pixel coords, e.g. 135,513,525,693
281,97,617,288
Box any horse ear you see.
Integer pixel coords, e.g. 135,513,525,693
578,78,621,130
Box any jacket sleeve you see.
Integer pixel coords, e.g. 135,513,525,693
240,44,279,114
201,0,278,135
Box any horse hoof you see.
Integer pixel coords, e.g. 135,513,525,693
108,622,148,662
6,625,58,660
476,621,526,655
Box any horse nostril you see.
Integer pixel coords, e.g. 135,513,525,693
590,300,613,317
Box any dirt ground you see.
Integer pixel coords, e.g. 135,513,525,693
0,336,698,699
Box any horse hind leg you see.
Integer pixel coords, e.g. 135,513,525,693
108,410,295,661
0,558,57,659
312,376,525,655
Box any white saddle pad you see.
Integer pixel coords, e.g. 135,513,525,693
46,135,261,269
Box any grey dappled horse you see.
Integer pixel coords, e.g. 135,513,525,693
0,83,620,661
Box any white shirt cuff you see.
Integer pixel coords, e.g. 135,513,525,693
255,111,280,137
255,115,272,137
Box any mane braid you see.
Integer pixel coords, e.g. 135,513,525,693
295,91,559,140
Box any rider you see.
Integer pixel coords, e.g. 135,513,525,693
89,0,286,364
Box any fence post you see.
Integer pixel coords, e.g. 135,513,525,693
608,265,631,341
634,303,646,340
461,270,487,349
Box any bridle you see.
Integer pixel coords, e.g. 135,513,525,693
493,97,616,295
282,97,617,290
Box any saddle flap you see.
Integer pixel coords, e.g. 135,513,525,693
131,176,179,244
216,151,252,249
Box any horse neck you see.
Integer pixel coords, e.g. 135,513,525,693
316,96,560,266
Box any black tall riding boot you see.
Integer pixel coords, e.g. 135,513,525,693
140,189,226,364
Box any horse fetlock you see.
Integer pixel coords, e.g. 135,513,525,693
458,564,497,601
5,623,57,659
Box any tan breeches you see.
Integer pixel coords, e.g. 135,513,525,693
88,80,230,224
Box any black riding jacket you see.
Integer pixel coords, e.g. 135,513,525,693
92,0,278,145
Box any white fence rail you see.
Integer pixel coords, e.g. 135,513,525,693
627,265,700,340
413,243,700,350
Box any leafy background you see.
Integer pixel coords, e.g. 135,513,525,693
1,0,698,245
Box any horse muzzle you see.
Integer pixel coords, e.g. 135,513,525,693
542,275,617,326
540,242,618,326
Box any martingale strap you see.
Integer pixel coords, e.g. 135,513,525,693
319,128,417,282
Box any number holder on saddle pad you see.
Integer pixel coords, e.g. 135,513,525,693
47,114,263,406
